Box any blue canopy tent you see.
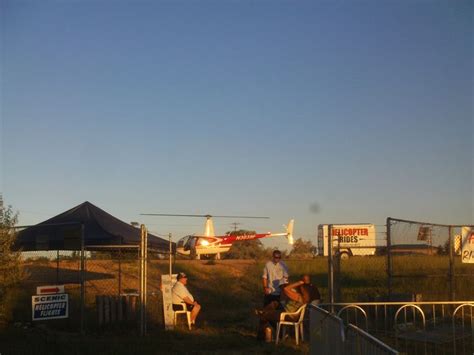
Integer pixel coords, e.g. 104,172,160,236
15,201,174,253
14,201,174,334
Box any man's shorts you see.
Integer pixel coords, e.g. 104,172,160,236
173,303,194,311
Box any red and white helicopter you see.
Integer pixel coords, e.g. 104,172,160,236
140,213,294,259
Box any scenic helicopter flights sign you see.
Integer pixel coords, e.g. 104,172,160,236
461,226,474,263
32,285,69,321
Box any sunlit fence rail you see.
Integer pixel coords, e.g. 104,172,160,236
318,301,474,354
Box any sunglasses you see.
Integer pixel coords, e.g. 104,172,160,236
273,256,281,259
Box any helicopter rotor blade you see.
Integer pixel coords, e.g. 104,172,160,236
140,214,210,217
211,215,269,219
140,213,269,219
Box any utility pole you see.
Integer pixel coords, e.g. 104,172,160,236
230,222,241,232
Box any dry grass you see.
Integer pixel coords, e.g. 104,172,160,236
1,255,472,354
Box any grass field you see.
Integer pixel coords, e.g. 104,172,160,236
1,255,472,354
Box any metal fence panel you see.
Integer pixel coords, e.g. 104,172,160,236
326,224,388,303
310,305,398,355
387,218,474,301
310,305,345,354
345,324,398,355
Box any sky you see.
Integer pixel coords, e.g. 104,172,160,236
1,0,473,251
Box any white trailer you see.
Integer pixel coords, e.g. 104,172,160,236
317,224,377,259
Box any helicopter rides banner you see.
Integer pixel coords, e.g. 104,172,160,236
461,227,474,263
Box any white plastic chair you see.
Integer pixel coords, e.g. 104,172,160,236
275,304,306,345
173,302,192,330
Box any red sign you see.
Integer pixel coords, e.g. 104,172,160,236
332,228,369,237
37,285,65,295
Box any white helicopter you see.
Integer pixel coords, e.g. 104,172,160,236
140,213,294,259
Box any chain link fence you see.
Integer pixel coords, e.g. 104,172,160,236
387,218,474,301
16,250,83,331
12,223,173,335
324,224,388,303
324,219,474,303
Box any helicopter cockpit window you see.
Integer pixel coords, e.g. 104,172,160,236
178,235,195,251
187,236,196,250
178,236,190,249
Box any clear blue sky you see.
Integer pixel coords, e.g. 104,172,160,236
1,0,472,250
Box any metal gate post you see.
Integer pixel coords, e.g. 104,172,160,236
140,224,147,336
328,224,334,312
169,233,172,278
448,225,455,301
335,228,341,302
140,224,148,336
386,218,392,300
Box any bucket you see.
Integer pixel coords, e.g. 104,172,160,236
265,326,272,343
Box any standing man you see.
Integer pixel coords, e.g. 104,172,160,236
262,250,289,306
172,272,201,325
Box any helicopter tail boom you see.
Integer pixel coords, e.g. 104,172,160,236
270,219,295,245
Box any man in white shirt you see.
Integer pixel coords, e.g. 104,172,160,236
262,250,289,306
172,272,201,325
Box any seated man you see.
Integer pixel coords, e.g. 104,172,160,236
256,276,313,339
258,278,306,321
172,272,201,325
300,274,321,305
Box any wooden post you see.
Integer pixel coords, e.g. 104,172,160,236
117,295,123,321
118,249,122,296
110,296,117,322
130,295,137,320
104,296,110,324
96,295,104,326
126,295,131,320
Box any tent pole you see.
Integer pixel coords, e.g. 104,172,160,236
80,223,85,334
169,233,172,278
56,250,59,283
144,226,147,335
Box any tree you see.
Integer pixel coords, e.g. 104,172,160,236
288,238,316,259
0,195,22,308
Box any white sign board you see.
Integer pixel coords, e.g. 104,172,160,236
161,274,177,330
461,226,474,263
32,294,69,321
37,285,65,295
